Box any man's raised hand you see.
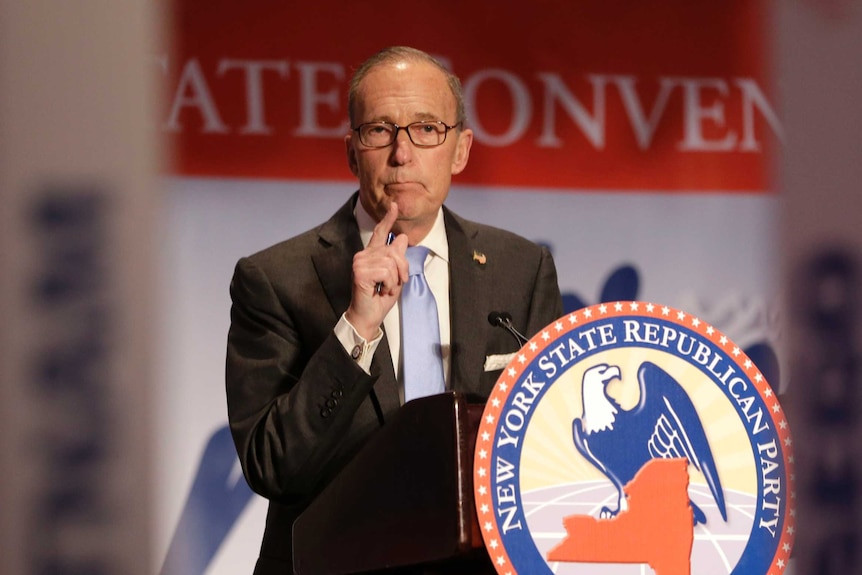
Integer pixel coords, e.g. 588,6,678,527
345,202,408,340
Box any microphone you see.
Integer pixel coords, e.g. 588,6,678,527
488,311,529,348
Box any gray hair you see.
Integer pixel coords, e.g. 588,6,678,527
347,46,466,128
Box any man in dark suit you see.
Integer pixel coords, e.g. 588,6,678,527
226,46,563,575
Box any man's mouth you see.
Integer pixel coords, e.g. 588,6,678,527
384,181,420,191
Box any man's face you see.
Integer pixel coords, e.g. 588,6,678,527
346,59,473,241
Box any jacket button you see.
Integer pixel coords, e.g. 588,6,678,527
325,398,337,409
320,407,331,418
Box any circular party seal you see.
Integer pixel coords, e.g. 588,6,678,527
473,302,794,575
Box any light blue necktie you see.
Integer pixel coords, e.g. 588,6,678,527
401,246,445,402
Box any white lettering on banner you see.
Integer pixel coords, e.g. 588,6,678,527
294,61,351,137
677,78,738,151
535,73,606,149
158,56,783,152
164,58,229,133
463,69,533,147
217,59,290,135
615,76,676,150
736,78,784,151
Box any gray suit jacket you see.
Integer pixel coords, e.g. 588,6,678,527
226,194,563,574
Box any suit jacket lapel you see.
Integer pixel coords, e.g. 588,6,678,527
312,193,400,412
445,208,490,398
313,196,359,316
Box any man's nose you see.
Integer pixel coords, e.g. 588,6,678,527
389,128,414,164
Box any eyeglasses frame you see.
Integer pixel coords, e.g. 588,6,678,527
352,120,463,149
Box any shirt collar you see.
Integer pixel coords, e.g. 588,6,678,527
355,200,449,263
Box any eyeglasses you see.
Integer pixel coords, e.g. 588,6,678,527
352,120,461,148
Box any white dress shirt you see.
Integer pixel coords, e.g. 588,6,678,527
334,202,451,403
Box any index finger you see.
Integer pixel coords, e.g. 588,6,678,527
368,202,399,247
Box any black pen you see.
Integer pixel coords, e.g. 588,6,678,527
374,232,396,295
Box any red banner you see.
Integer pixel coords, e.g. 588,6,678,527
164,1,776,191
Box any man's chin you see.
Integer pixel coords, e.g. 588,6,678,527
392,200,426,222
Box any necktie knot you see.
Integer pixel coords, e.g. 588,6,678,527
406,246,430,277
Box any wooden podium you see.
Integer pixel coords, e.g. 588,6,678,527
292,392,495,574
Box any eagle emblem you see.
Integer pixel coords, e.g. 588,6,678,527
572,361,728,525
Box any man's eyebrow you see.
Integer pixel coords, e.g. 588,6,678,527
413,112,441,121
363,112,443,124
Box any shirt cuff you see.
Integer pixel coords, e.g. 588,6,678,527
334,313,383,374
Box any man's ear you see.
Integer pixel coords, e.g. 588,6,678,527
345,134,359,177
451,128,473,176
